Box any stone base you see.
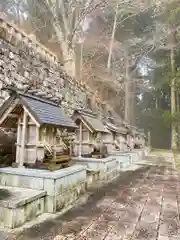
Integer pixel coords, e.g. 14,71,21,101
45,182,86,213
111,152,131,171
0,186,46,228
115,150,145,164
132,149,145,160
144,147,151,156
72,156,119,182
129,151,139,163
86,169,100,187
0,165,87,213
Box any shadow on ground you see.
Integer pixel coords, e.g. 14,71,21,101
16,165,153,240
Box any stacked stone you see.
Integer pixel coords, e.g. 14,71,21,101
0,16,95,116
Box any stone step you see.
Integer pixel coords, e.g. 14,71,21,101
0,186,46,229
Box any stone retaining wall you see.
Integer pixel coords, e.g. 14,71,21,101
0,16,102,116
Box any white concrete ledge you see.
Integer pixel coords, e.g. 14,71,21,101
111,151,131,156
72,156,117,170
0,186,45,228
72,156,119,183
0,165,86,179
0,165,87,213
72,156,116,163
111,152,131,170
0,186,46,209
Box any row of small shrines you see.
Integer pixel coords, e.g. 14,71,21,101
0,87,146,170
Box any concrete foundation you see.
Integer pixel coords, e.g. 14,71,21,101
0,149,149,229
72,156,119,182
0,186,46,228
0,165,87,214
86,169,100,187
111,152,131,171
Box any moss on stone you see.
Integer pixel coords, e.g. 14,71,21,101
0,189,11,200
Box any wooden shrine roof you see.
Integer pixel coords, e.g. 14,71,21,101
104,117,128,135
73,108,109,133
0,88,77,129
105,121,127,135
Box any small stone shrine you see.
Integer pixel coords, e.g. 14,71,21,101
104,117,128,152
72,108,110,158
134,129,146,148
124,124,135,150
0,87,77,170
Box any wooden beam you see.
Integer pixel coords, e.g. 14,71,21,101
0,100,19,125
19,110,27,167
8,113,19,118
16,117,21,164
78,116,93,133
23,106,40,127
35,125,39,161
79,122,82,157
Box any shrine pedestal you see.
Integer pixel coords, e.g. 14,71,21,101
72,156,119,182
0,186,46,228
111,152,131,171
0,165,87,214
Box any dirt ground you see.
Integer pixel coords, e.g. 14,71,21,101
4,155,180,240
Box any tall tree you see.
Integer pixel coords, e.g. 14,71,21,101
151,0,180,149
26,0,107,77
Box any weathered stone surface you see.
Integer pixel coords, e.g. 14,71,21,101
0,35,98,116
0,165,87,213
6,153,180,240
72,156,119,182
0,186,45,228
0,186,46,208
112,153,131,170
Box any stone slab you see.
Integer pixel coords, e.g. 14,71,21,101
0,166,87,214
72,156,119,183
111,151,131,156
0,186,45,228
72,156,117,170
86,170,100,187
111,152,131,170
0,165,86,179
0,186,46,209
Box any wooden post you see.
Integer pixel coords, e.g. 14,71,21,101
53,128,57,145
19,110,27,167
79,122,82,157
87,130,89,142
16,117,21,164
148,131,151,147
87,130,91,154
70,138,73,157
35,125,39,161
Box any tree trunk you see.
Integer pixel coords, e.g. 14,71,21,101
107,3,118,71
155,96,158,109
148,131,151,147
124,53,130,123
80,42,84,83
170,45,177,149
176,93,179,112
61,42,76,78
52,16,76,78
